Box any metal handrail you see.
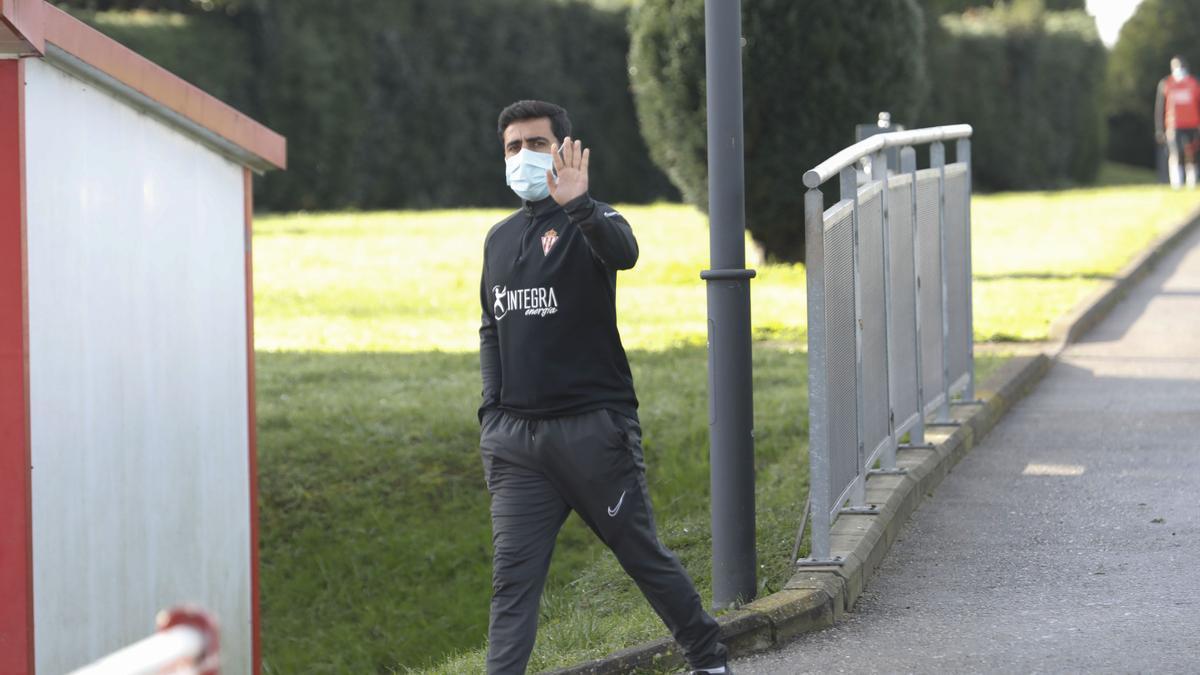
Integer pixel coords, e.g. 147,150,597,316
802,124,973,188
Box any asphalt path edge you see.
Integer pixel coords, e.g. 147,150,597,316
547,203,1200,675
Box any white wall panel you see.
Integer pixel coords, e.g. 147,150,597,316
23,57,252,674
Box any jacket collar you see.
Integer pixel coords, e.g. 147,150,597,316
523,196,560,217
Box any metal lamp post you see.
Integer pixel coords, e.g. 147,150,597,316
701,0,756,610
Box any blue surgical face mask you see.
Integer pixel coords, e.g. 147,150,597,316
505,148,555,202
1174,67,1188,80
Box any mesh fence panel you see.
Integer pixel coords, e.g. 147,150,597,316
916,170,944,411
944,164,970,394
857,184,889,463
824,206,859,510
886,175,919,433
804,130,975,562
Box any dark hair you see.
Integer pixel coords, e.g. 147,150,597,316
497,100,571,144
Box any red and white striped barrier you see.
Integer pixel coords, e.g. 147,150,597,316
68,607,220,675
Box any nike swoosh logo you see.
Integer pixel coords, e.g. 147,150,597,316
603,211,620,218
607,490,626,517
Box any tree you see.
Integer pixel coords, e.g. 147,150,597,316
1106,0,1200,167
629,0,928,263
923,3,1106,189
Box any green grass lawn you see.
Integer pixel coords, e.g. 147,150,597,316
971,184,1199,340
253,173,1199,673
254,186,1199,353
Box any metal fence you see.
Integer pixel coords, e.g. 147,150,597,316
800,125,976,564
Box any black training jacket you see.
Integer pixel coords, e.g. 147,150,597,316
478,193,639,421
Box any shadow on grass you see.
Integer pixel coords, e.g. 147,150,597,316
972,272,1116,282
256,346,1010,674
256,344,809,674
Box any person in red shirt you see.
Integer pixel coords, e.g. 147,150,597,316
1156,56,1200,189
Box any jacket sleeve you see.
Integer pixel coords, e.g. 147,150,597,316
563,194,639,270
479,262,501,423
1155,79,1166,136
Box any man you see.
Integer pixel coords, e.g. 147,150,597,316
1156,56,1200,189
477,100,730,674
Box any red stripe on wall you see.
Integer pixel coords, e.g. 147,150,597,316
0,58,34,675
244,168,261,675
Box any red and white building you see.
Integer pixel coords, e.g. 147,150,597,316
1,1,285,672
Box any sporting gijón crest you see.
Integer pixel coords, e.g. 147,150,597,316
541,228,559,256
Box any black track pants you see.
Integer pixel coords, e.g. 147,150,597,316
479,408,727,674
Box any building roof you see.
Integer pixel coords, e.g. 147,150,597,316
1,0,286,172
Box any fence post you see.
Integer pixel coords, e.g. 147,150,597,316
900,146,926,447
702,0,756,610
930,141,951,422
869,151,900,472
956,137,976,402
841,165,868,508
804,186,830,562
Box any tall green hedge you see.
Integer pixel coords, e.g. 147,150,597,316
629,0,928,263
924,3,1106,190
1105,0,1200,168
69,9,258,121
64,0,677,211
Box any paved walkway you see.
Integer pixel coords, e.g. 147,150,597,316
734,224,1200,674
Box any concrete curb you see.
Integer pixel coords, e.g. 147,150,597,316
547,204,1200,675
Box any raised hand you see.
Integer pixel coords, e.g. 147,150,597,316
548,136,589,205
